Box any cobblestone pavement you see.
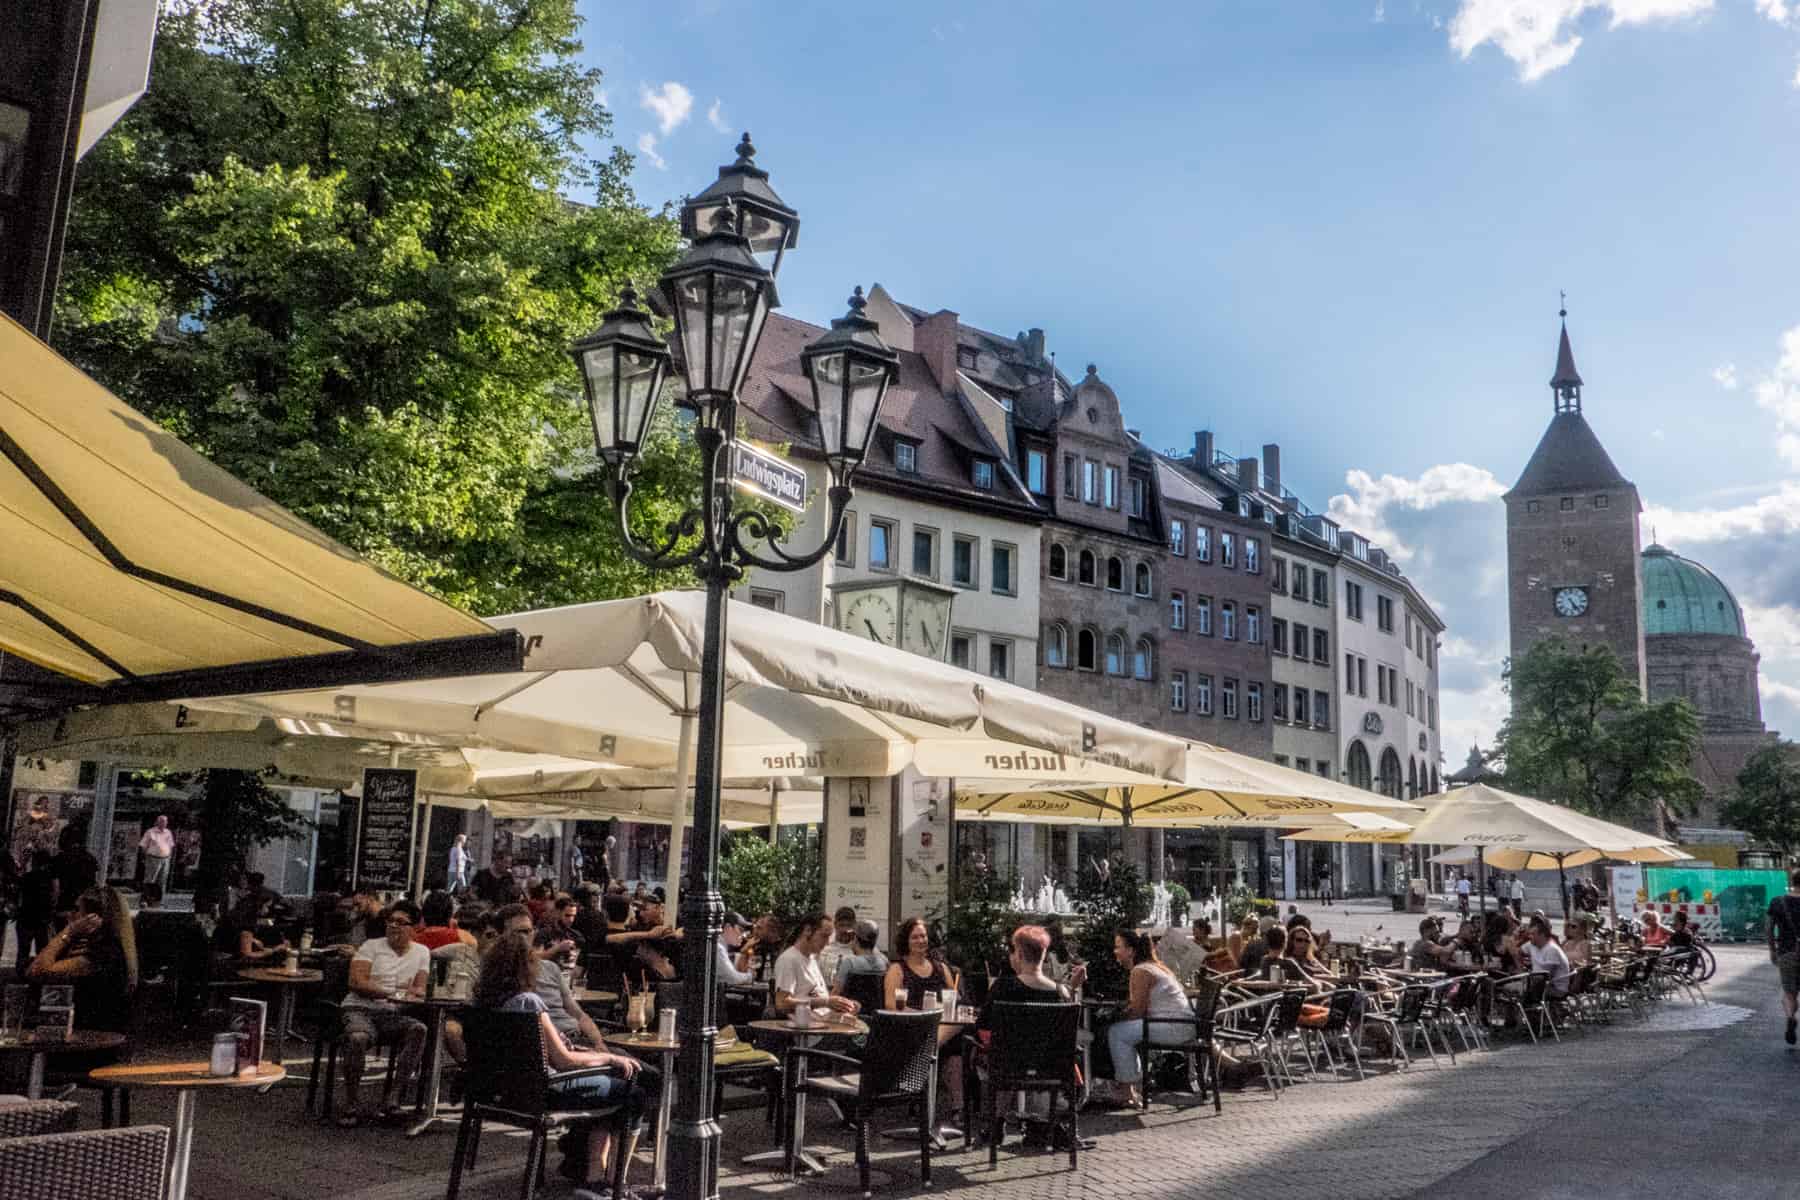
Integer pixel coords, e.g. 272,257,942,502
91,944,1772,1200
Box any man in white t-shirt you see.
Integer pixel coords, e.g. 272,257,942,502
1456,875,1472,916
339,898,430,1124
773,913,858,1016
1510,875,1527,909
1523,918,1571,998
138,815,175,888
815,907,858,985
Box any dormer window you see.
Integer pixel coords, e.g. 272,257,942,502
957,346,979,370
894,440,919,474
1128,477,1147,517
972,459,995,490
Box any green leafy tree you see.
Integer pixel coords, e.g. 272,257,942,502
934,859,1021,976
1496,638,1703,835
134,767,310,906
1069,857,1150,999
1723,741,1800,857
53,0,686,614
718,829,822,930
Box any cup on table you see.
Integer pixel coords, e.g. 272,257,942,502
940,988,957,1017
792,1003,817,1029
923,991,942,1013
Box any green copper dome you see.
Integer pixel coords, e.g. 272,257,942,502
1642,544,1744,637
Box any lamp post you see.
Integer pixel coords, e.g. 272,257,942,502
571,139,898,1200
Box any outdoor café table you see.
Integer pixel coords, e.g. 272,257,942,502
604,1029,680,1192
745,1015,868,1177
0,1029,128,1099
238,966,324,1057
88,1059,284,1200
398,995,466,1137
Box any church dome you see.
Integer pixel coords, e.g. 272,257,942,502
1642,544,1745,638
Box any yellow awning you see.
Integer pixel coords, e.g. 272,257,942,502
0,312,506,694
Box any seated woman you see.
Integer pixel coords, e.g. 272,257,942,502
1561,916,1593,967
1096,929,1192,1109
884,917,965,1128
1640,910,1671,948
474,931,656,1191
214,889,288,964
979,925,1084,1146
27,886,138,1033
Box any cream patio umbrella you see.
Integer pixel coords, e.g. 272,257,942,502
78,591,1190,908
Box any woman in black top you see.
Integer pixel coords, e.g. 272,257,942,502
27,886,137,1033
884,916,964,1127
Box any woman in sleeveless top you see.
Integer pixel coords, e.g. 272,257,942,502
883,916,964,1129
1099,928,1193,1108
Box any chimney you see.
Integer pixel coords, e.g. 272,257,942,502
1262,443,1281,495
914,309,960,392
1193,430,1214,468
1023,328,1046,364
1237,456,1259,491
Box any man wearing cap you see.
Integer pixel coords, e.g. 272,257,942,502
816,906,859,984
715,912,757,986
831,919,888,991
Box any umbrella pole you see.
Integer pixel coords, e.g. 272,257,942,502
767,780,779,846
1557,854,1570,922
413,795,433,902
1476,847,1487,946
664,709,698,914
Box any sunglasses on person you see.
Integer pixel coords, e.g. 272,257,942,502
386,916,414,928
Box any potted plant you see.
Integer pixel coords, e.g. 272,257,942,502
1167,882,1192,926
935,860,1021,1006
1069,857,1151,999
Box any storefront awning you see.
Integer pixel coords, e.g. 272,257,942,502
0,312,522,713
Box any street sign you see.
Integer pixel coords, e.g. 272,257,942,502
731,442,807,513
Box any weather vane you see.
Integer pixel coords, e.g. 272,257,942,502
1559,289,1567,319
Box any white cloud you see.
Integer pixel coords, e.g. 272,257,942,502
1651,428,1667,440
1712,362,1738,390
1448,0,1716,82
1752,324,1800,467
1374,0,1388,21
706,99,730,133
639,81,694,136
1757,0,1792,24
636,132,667,170
1792,54,1800,87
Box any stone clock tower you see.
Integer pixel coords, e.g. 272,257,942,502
1504,313,1647,696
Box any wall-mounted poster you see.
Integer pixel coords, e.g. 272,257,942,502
822,777,889,929
897,770,952,924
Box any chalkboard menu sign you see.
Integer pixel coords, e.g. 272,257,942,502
356,768,418,893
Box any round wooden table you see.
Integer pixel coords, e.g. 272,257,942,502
572,986,618,1008
0,1029,128,1099
237,967,325,1057
88,1060,285,1200
745,1017,868,1176
604,1031,679,1192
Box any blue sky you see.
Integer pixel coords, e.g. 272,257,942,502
579,0,1800,755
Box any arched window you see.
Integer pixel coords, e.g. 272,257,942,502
1045,623,1069,668
1378,748,1403,798
1134,562,1152,597
1078,549,1097,586
1105,633,1125,675
1347,740,1373,790
1106,556,1124,591
1048,543,1067,580
1430,765,1441,794
1133,637,1153,680
1077,627,1098,671
1407,756,1419,798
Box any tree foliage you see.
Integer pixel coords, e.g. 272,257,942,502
53,0,688,614
1496,638,1703,834
1723,740,1800,856
718,829,822,930
1069,856,1151,999
934,858,1021,975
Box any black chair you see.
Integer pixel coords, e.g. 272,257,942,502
446,1007,634,1200
982,1001,1083,1169
304,953,354,1119
1134,977,1225,1112
839,971,887,1018
787,1009,940,1197
1496,971,1560,1044
1302,988,1367,1080
1365,983,1441,1068
1211,993,1283,1097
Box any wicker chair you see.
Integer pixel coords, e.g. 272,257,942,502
446,1007,636,1200
786,1009,940,1197
0,1125,170,1200
981,1001,1083,1169
0,1099,79,1139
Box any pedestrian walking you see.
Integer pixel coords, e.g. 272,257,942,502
1510,874,1526,908
1456,874,1471,917
138,815,175,889
1767,868,1800,1045
447,833,470,892
1320,875,1333,907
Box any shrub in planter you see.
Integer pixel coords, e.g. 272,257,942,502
1070,857,1151,999
1167,883,1192,926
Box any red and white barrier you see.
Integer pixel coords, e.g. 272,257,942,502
1632,901,1723,940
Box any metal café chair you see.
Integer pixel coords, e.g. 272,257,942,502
786,1009,940,1198
982,1001,1083,1169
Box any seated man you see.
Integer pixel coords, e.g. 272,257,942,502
414,890,472,951
1523,917,1571,999
339,900,430,1126
715,911,758,987
1408,917,1453,969
535,893,587,967
499,903,605,1048
831,919,889,993
773,913,857,1017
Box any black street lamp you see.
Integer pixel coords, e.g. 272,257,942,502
571,150,897,1200
681,132,800,280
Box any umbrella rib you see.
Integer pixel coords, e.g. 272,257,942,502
1131,788,1204,816
471,672,556,721
619,662,687,715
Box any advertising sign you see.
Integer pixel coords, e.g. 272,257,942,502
355,768,418,892
823,777,890,928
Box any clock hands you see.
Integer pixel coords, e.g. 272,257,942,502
864,619,883,643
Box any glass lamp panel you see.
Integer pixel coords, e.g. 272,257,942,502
841,361,888,460
582,345,621,453
811,351,847,458
619,350,663,446
703,275,759,397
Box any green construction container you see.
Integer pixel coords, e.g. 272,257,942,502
1643,866,1788,942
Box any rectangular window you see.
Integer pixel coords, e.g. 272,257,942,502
1405,614,1413,650
1245,538,1260,574
1129,476,1146,517
1027,449,1047,494
1169,519,1186,555
1317,760,1331,779
1377,594,1395,632
1195,596,1212,636
1358,657,1367,697
1272,557,1286,594
835,511,856,566
972,460,995,490
1274,754,1290,768
1560,496,1575,511
1346,652,1356,693
991,543,1017,596
1313,570,1328,606
895,441,918,474
1427,639,1435,669
1170,670,1187,712
1406,679,1416,716
1272,683,1288,721
1346,580,1363,620
1063,453,1077,498
1294,687,1310,726
1430,696,1438,730
1294,757,1310,774
1221,678,1238,719
1246,606,1262,644
1527,499,1542,513
950,633,972,670
1083,460,1098,504
747,588,784,612
1170,591,1186,631
1312,627,1328,662
988,639,1012,681
1291,565,1306,599
951,535,976,588
912,527,937,578
1247,682,1263,722
1104,465,1120,509
1220,532,1236,568
1272,618,1288,655
1594,494,1610,509
870,519,894,570
1196,674,1214,715
1313,690,1329,730
1221,601,1236,641
1292,622,1308,663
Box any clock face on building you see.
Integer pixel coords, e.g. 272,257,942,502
841,590,898,645
1553,586,1590,618
903,591,951,659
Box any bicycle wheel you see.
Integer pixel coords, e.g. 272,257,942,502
1694,942,1717,982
